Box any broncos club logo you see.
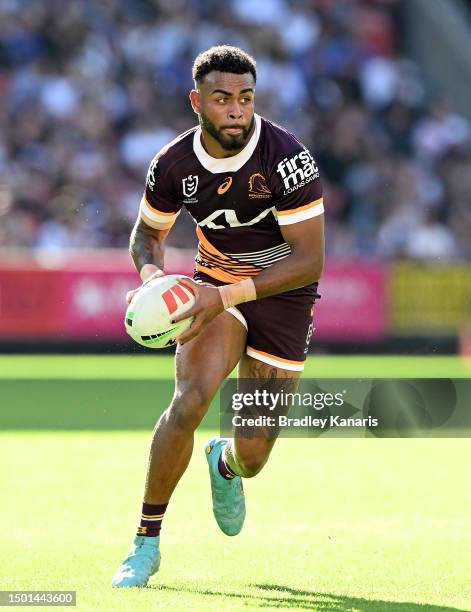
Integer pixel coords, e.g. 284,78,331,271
248,173,272,199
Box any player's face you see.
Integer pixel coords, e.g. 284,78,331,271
192,71,255,153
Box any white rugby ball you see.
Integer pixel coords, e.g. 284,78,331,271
125,275,195,349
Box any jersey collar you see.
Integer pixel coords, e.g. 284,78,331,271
193,113,261,174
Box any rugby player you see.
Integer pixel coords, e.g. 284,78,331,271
112,45,324,587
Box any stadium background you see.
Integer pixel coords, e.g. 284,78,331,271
0,0,470,353
1,3,471,610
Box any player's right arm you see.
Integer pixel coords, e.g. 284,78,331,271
130,218,169,279
126,153,182,303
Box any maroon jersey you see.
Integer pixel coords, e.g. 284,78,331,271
139,114,323,283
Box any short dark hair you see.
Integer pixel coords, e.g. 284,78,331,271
192,45,256,85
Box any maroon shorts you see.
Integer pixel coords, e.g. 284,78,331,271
194,272,320,372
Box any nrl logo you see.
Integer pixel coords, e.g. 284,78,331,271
182,174,199,199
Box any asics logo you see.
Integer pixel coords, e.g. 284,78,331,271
217,177,233,195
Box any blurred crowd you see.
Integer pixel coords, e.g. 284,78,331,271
1,0,470,260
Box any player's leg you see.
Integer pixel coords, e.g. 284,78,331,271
204,355,301,537
228,354,301,477
112,310,246,587
219,287,317,481
204,353,300,537
208,286,318,539
142,310,246,506
205,287,315,537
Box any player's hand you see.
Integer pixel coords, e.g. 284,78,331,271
172,278,224,345
125,266,165,304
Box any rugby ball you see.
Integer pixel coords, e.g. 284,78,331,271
125,275,195,348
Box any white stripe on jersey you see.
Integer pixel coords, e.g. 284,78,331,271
139,195,181,229
255,253,292,268
276,201,324,226
234,251,291,266
246,347,305,372
194,114,262,174
226,243,291,258
226,242,292,268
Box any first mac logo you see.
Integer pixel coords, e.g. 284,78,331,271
276,149,319,195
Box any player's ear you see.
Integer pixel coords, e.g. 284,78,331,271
189,89,200,115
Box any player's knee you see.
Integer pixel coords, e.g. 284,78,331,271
235,449,267,478
169,386,212,432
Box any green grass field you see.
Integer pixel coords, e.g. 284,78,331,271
1,355,470,611
1,354,470,379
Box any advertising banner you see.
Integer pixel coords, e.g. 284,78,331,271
0,268,65,338
390,263,471,335
0,255,388,342
314,262,387,341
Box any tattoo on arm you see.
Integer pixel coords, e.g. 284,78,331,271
129,218,168,274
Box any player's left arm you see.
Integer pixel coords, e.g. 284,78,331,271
174,216,324,344
252,214,324,298
253,142,325,296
